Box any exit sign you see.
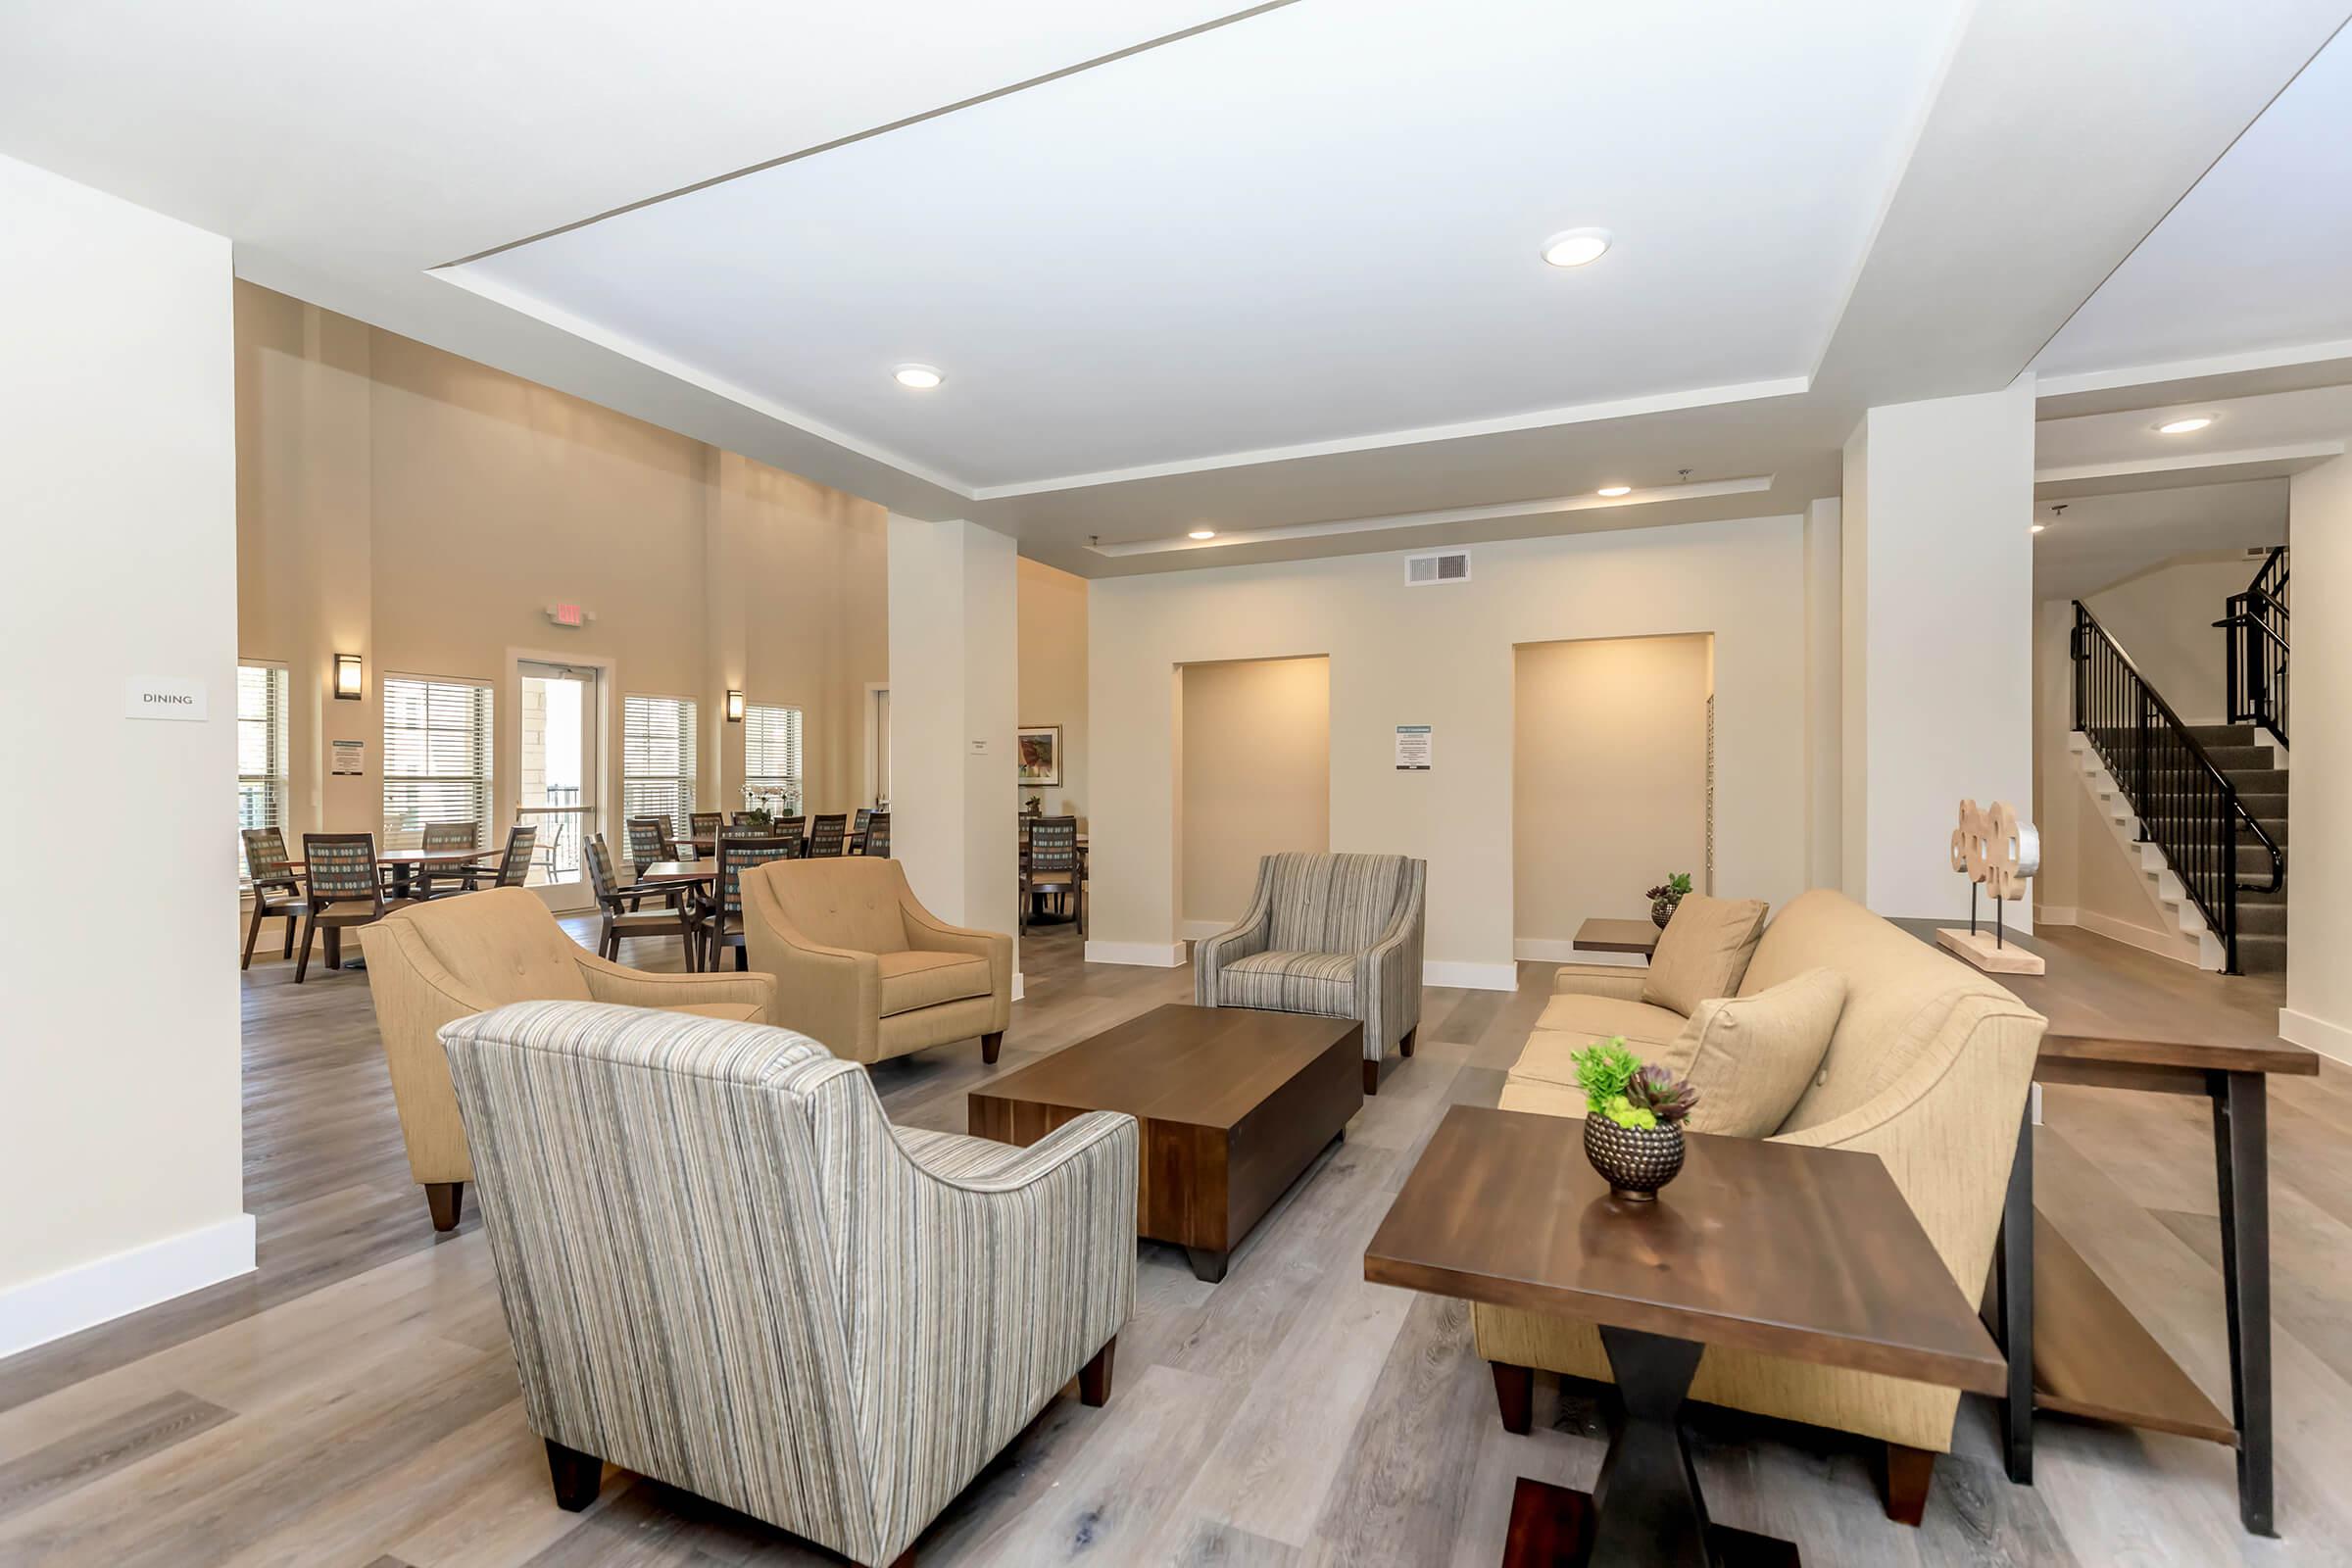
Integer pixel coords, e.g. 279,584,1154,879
546,603,590,628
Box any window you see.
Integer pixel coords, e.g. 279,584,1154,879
743,703,804,816
382,674,494,851
622,693,699,838
236,663,289,881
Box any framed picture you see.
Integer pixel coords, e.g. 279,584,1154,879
1016,724,1063,787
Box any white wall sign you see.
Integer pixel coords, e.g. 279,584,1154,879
123,676,207,721
968,737,992,755
330,739,367,776
1395,724,1432,770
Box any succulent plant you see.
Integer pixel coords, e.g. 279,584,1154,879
1626,1063,1699,1126
1569,1037,1698,1131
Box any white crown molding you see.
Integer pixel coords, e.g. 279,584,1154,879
0,1213,256,1359
2034,439,2346,487
2035,337,2352,399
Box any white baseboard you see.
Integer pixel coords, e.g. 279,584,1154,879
1085,939,1186,968
2281,1006,2352,1069
1425,960,1519,992
1011,971,1025,1004
2033,905,2079,926
2075,906,2201,966
1512,938,1644,968
1178,919,1232,941
0,1212,256,1360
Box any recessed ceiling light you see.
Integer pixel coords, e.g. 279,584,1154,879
1542,228,1612,269
893,364,943,390
2155,416,2212,434
1188,528,1216,540
2031,523,2046,534
1596,485,1633,498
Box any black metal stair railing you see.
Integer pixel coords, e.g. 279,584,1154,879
2215,545,2289,745
2072,602,2284,974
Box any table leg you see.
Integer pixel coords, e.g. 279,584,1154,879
1992,1101,2034,1485
1185,1248,1228,1285
2212,1070,2274,1538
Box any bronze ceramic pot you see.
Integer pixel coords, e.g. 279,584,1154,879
1585,1115,1685,1201
1651,894,1681,929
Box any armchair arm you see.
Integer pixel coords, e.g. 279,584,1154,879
1354,865,1426,1057
1194,868,1275,1007
899,883,1013,1033
364,919,495,1185
575,953,774,1018
1551,963,1649,1003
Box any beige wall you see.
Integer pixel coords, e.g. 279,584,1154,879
1086,516,1810,982
235,282,888,873
1512,635,1710,956
1017,557,1090,822
1181,657,1332,927
2082,553,2264,724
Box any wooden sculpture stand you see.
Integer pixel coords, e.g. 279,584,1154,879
1938,799,2046,976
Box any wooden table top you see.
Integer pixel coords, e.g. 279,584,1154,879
289,847,493,870
1888,917,2317,1076
1572,917,1660,956
1365,1105,2006,1396
628,859,716,884
971,1003,1362,1131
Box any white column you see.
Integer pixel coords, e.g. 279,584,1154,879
2284,453,2352,1061
1840,376,2036,919
885,516,1019,961
1803,497,1842,892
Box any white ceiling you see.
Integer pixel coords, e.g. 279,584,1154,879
2030,480,2286,602
2035,23,2352,380
451,0,1962,495
3,0,2350,575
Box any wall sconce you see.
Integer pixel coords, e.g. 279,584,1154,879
334,653,365,701
725,689,745,723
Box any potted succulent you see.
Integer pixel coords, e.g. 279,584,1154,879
1645,871,1694,929
1570,1037,1700,1201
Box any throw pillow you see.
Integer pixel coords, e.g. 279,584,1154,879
1661,967,1848,1138
1640,894,1771,1016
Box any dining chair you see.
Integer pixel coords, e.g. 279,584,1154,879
807,812,849,858
859,811,891,858
459,823,538,892
624,817,668,870
586,835,699,970
690,810,723,840
416,820,481,900
295,832,405,982
1021,815,1085,937
850,807,872,851
699,836,797,971
240,826,311,969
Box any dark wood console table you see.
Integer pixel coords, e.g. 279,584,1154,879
1891,917,2315,1536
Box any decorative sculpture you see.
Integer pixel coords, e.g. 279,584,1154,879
1937,798,2045,975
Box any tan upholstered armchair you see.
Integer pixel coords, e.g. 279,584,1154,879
441,1000,1135,1568
365,888,772,1231
741,858,1013,1065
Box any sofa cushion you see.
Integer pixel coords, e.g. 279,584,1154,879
1218,950,1357,1017
1641,895,1770,1016
665,1001,768,1024
1661,968,1847,1138
875,950,993,1017
1532,993,1689,1054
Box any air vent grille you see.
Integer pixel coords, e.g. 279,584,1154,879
1405,550,1471,586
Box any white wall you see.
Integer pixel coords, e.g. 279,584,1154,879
1088,517,1810,985
1803,498,1843,892
2286,454,2352,1062
1842,379,2036,921
2082,553,2265,725
0,156,249,1354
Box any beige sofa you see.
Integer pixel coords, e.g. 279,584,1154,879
365,888,773,1231
1475,889,2044,1521
741,857,1013,1065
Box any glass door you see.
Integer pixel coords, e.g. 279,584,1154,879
518,661,599,910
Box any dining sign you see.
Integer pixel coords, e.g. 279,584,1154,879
123,676,208,721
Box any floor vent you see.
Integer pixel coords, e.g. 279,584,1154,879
1405,550,1471,585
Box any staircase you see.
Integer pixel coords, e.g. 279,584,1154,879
2184,722,2287,972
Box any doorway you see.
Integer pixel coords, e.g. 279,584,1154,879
1178,655,1331,933
517,660,600,910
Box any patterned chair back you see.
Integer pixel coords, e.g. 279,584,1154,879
690,811,723,838
494,825,539,889
852,808,872,840
302,833,382,908
625,818,667,868
585,835,625,910
860,812,891,858
1261,852,1418,954
1027,815,1080,878
807,813,848,858
716,837,796,918
422,821,478,853
242,826,298,889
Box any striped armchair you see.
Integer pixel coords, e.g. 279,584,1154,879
439,1000,1137,1568
1194,852,1427,1094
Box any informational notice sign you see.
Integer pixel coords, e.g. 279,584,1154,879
331,739,367,776
1395,724,1432,770
123,676,207,721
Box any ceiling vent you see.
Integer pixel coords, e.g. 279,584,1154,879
1405,550,1471,586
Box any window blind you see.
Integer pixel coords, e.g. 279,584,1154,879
236,663,289,881
382,675,494,850
744,702,804,815
622,694,698,838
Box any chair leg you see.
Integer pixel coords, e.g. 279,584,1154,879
1078,1336,1116,1407
545,1438,602,1511
1400,1025,1417,1058
240,899,268,970
734,943,748,972
1882,1442,1935,1526
1491,1361,1534,1434
1362,1059,1379,1097
281,913,297,958
294,913,319,983
424,1181,465,1232
981,1031,1004,1065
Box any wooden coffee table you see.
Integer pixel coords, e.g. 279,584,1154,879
969,1004,1362,1283
1366,1105,2006,1567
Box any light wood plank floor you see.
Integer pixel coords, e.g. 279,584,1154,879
2,918,2347,1565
